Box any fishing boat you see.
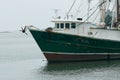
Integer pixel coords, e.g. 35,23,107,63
26,0,120,62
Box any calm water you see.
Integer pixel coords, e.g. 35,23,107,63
0,31,120,80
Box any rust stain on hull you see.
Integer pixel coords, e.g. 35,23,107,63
43,53,120,63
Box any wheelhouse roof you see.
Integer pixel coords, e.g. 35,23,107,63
51,20,90,23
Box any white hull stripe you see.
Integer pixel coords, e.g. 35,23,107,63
43,51,120,55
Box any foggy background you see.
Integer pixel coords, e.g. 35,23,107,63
0,0,109,31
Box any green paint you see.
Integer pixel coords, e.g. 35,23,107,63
29,29,120,53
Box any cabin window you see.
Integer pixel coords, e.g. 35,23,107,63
60,23,64,28
71,23,76,28
65,23,70,29
56,23,59,28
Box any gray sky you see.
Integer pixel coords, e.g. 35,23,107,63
0,0,98,31
0,0,70,31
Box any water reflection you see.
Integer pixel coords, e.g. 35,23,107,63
36,61,120,80
42,60,120,74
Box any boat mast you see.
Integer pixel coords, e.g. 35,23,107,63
117,0,120,22
114,0,120,28
99,0,107,27
87,0,91,21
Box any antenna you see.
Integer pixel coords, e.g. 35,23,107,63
87,0,91,21
64,0,77,19
53,9,60,19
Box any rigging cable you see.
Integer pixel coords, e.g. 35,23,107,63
84,0,107,22
84,6,99,22
92,0,111,23
74,0,82,18
64,0,77,19
92,10,100,22
77,1,106,26
77,6,99,27
81,1,100,19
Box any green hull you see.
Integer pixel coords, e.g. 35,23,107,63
29,29,120,53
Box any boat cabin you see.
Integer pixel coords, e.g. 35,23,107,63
52,20,85,29
54,21,76,29
50,20,98,36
